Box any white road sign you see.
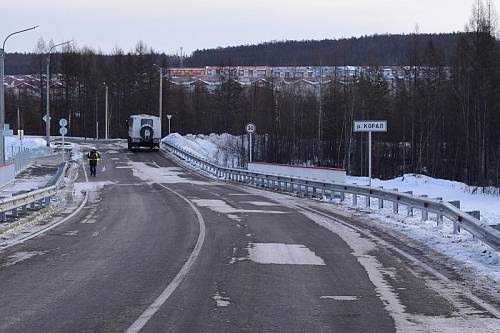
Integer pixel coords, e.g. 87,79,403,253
246,123,256,133
353,120,387,132
59,118,68,127
59,127,68,136
42,115,51,123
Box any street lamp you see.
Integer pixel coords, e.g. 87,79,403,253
45,40,72,147
153,64,166,138
103,82,109,140
166,114,172,135
0,25,39,164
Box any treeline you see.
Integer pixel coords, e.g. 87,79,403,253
4,1,500,187
5,32,470,74
186,33,465,67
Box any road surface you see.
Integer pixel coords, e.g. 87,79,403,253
0,140,498,332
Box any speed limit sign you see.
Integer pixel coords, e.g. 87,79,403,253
246,123,256,133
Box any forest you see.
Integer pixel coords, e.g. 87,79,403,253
3,0,500,187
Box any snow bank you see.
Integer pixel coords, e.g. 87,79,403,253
162,133,242,167
348,174,500,226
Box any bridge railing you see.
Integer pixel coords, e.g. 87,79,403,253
163,142,500,253
0,161,68,223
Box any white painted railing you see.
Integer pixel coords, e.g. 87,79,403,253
163,142,500,252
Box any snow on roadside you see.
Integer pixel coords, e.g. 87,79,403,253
165,132,500,226
162,133,242,167
347,174,500,226
327,196,500,283
165,132,500,282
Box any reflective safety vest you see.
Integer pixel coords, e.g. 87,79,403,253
87,151,101,161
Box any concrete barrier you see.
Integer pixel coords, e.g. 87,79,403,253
248,162,346,183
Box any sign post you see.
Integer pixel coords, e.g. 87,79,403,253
353,120,387,187
17,129,24,150
246,123,256,163
166,114,173,135
59,118,68,162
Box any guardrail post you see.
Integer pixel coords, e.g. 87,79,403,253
11,208,18,218
449,201,461,234
352,193,358,207
467,210,480,220
434,197,443,224
392,189,399,214
340,191,345,202
420,195,428,221
377,187,384,209
404,191,413,216
30,201,36,209
0,212,5,222
465,211,481,238
45,197,51,206
39,199,45,207
21,205,27,214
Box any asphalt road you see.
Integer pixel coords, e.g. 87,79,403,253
0,140,497,332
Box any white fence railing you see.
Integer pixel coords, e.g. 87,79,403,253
8,147,54,174
164,142,500,252
0,161,68,222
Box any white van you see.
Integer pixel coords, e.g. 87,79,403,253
126,114,161,151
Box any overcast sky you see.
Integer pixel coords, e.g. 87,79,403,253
2,0,498,55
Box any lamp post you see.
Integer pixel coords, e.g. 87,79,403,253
103,82,108,140
0,26,39,164
166,114,172,135
153,64,166,138
46,40,72,147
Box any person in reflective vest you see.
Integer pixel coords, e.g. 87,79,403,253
86,148,101,177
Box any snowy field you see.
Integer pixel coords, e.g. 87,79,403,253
162,133,500,282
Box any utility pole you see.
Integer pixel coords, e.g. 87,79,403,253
0,26,38,163
95,95,99,139
17,107,20,131
46,40,72,147
180,47,184,67
103,82,108,139
318,66,323,166
153,64,165,138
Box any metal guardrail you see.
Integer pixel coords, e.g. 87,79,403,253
163,142,500,252
0,161,68,222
